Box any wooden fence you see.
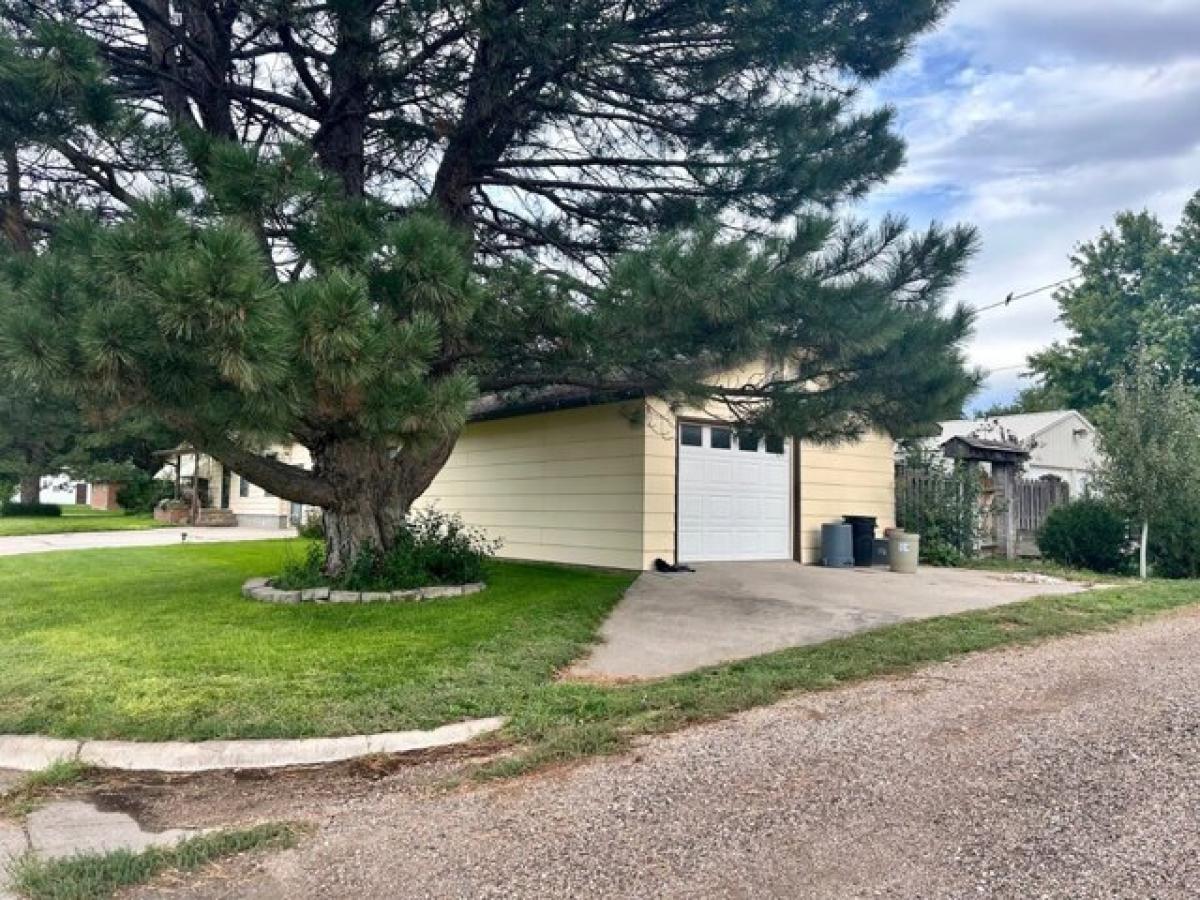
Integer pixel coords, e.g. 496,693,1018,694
896,466,1070,557
894,466,979,556
1014,478,1070,534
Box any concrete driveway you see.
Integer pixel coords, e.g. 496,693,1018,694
0,526,294,557
568,562,1092,680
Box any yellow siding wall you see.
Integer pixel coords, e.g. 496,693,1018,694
419,401,650,569
798,432,895,564
643,399,678,566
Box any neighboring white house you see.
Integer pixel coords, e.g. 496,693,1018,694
7,473,89,506
930,410,1099,496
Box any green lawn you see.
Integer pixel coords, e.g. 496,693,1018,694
0,505,160,537
1,540,1197,778
0,541,633,740
8,823,298,900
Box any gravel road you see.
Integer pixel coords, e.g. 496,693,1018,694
160,607,1200,899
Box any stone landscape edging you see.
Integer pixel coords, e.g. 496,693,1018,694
242,577,486,604
0,716,507,773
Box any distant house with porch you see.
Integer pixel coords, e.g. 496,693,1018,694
154,444,310,528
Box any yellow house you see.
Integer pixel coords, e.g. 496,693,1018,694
420,394,894,569
219,382,895,570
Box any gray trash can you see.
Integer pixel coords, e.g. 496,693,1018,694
888,531,920,574
820,522,854,568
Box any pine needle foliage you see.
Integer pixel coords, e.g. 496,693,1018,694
0,0,982,571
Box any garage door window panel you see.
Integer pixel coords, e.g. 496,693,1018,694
737,431,761,452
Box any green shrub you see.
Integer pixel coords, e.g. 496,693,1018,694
273,508,499,591
1037,499,1129,574
0,501,61,518
1147,499,1200,579
896,444,981,565
297,509,325,540
276,541,325,590
918,539,965,567
116,473,175,514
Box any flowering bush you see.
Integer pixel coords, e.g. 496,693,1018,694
276,508,500,590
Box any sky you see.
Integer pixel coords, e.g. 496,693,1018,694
861,0,1200,414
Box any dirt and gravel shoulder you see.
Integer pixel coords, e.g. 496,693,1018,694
107,602,1200,899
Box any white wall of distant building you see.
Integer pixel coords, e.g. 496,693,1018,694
8,473,89,505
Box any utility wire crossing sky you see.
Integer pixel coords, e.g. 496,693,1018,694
862,0,1200,412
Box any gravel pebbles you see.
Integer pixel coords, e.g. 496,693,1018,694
152,607,1200,899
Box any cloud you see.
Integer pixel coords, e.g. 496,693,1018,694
947,0,1200,67
860,0,1200,409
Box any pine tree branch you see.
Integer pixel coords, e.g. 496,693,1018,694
193,431,336,507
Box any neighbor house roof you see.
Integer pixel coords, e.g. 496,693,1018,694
937,410,1093,445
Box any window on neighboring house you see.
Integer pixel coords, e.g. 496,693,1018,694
238,476,250,498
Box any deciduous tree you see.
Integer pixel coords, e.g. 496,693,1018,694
1097,353,1200,579
1029,194,1200,414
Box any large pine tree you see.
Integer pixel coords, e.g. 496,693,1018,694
0,0,981,571
0,18,171,504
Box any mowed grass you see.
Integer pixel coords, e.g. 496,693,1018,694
0,505,160,537
8,823,298,900
0,541,633,740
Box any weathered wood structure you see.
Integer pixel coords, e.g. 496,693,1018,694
941,435,1030,560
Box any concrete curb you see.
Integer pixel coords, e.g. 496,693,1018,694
0,716,506,773
243,578,486,604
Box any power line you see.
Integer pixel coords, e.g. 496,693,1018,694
974,276,1079,314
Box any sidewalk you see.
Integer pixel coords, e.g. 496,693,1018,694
0,526,295,557
0,717,506,773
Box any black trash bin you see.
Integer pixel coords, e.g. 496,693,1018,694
842,515,877,567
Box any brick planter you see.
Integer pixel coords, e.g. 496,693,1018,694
242,578,485,604
154,504,191,525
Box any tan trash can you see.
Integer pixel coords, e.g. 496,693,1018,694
888,531,920,574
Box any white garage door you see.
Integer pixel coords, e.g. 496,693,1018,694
677,422,792,562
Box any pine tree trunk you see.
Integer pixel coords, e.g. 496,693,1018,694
18,474,39,506
1139,519,1149,580
322,473,411,577
314,439,454,576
